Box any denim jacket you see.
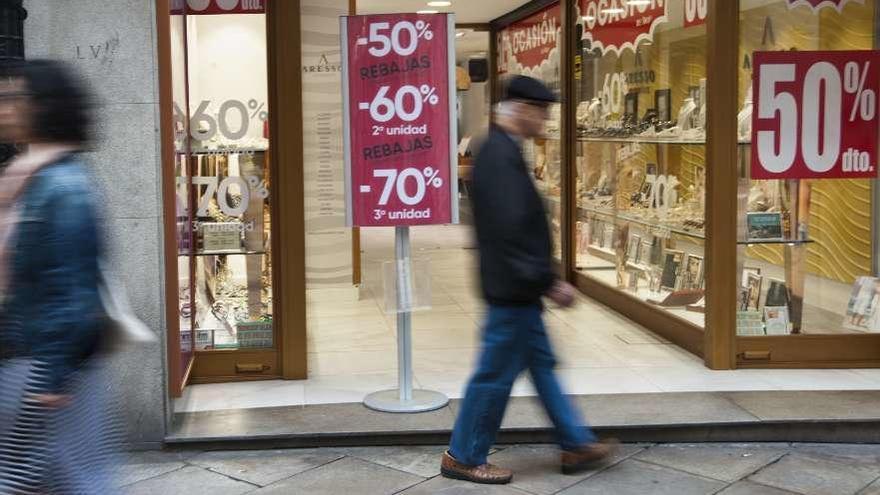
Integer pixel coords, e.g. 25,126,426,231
0,157,105,393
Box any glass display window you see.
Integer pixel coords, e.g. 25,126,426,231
574,0,708,328
170,7,279,382
736,0,877,338
495,2,565,262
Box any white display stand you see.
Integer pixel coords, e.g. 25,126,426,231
363,226,449,413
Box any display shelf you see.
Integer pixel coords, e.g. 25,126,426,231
577,135,705,145
737,239,814,246
578,204,705,240
194,249,268,257
188,147,268,156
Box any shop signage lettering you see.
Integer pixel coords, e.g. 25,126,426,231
579,0,666,55
496,4,560,74
683,0,707,28
171,0,265,15
786,0,863,13
751,50,880,179
341,13,457,226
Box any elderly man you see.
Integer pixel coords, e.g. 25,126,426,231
441,76,616,485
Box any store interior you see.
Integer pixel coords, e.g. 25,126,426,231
174,0,880,414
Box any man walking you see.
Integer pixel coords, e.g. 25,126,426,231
441,76,616,485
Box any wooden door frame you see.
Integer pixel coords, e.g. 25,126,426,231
268,0,308,380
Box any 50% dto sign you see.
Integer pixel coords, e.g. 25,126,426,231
757,59,878,174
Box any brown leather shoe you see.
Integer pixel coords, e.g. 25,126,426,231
441,451,513,484
561,440,620,475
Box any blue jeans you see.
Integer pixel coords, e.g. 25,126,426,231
449,304,596,466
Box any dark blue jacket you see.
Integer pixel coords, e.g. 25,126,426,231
472,127,556,306
0,157,105,393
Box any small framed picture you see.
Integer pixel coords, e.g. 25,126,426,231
844,276,880,332
627,234,641,262
650,236,664,266
655,89,672,124
747,212,784,241
683,254,704,289
765,279,790,308
639,240,652,266
625,91,639,125
737,287,751,311
741,266,761,288
661,250,684,290
602,225,616,250
747,272,764,310
764,306,790,335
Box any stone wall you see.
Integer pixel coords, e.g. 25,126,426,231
24,0,168,448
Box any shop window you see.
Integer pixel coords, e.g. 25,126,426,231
177,12,274,352
574,0,708,328
736,0,877,337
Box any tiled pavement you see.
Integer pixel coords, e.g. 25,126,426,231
120,443,880,494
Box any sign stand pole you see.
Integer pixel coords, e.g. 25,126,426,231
364,227,449,413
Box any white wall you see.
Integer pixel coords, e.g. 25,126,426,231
23,0,167,448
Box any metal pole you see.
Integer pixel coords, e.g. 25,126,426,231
396,226,413,402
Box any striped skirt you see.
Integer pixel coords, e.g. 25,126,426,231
0,358,122,494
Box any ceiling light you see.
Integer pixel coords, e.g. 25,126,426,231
427,1,452,6
582,15,595,21
417,9,439,14
627,0,652,5
601,7,625,14
456,31,466,38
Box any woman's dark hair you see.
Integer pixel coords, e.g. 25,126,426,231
0,59,93,144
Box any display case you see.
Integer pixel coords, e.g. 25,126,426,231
573,0,708,329
492,0,880,368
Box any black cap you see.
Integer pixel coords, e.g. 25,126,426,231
502,75,558,104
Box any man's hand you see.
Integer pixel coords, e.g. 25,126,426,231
546,280,576,308
30,394,73,409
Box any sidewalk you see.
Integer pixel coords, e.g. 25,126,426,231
119,442,880,494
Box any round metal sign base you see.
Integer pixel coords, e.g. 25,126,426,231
363,389,449,413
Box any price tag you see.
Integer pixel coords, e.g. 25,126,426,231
751,50,880,179
341,13,458,226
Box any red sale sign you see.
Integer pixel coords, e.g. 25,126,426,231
341,14,458,227
171,0,265,15
684,0,708,28
751,51,880,180
579,0,667,55
496,4,560,75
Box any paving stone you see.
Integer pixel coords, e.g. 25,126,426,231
115,450,192,487
858,477,880,494
791,443,880,465
253,456,423,494
557,459,726,495
487,443,647,495
635,443,789,482
336,445,449,478
120,466,255,495
398,476,533,494
727,391,880,421
716,481,801,495
749,453,879,495
189,448,344,486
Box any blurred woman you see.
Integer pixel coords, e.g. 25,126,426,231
0,60,119,494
